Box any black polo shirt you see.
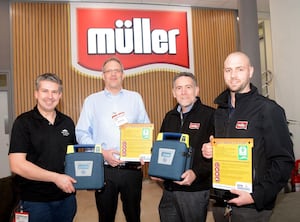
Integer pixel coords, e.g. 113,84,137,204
9,106,76,201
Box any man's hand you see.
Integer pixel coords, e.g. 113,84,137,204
53,173,76,193
102,149,124,167
227,189,254,206
202,135,214,159
139,158,145,166
174,169,196,186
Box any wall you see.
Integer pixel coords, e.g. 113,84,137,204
270,0,300,160
0,0,10,70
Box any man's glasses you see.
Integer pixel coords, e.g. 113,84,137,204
103,69,122,74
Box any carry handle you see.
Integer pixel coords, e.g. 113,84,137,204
73,144,97,149
67,144,101,154
157,132,190,148
161,132,183,140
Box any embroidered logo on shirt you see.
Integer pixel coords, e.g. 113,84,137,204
189,122,200,129
61,129,70,136
235,121,248,130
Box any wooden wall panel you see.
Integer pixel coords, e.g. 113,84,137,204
192,8,238,106
11,3,237,176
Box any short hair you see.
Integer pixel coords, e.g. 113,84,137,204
172,72,197,88
35,73,63,92
102,57,124,72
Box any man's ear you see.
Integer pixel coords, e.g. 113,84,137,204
195,86,200,96
172,88,176,98
249,66,254,79
34,90,38,99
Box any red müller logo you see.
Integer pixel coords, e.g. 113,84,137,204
71,3,194,77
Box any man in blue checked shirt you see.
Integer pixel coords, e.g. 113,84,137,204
76,57,150,222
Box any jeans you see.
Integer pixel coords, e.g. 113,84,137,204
20,195,76,222
159,189,210,222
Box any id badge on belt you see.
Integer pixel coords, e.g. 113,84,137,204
15,206,29,222
15,212,29,222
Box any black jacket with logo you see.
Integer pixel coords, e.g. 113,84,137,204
214,84,294,210
160,97,215,192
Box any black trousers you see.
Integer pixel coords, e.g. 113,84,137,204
159,189,210,222
212,205,272,222
95,167,143,222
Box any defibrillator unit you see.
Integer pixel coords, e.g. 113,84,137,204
65,144,104,190
148,132,192,181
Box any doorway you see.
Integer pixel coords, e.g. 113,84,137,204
0,72,11,178
258,20,274,99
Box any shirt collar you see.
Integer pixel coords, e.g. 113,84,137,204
228,95,235,116
177,103,194,114
104,88,124,97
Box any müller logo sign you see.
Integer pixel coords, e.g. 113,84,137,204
88,18,179,55
70,3,194,77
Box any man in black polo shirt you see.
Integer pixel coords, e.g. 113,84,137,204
9,73,77,222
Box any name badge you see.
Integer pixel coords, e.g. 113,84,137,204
15,211,29,222
112,112,128,126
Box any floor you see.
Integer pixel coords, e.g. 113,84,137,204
74,179,214,222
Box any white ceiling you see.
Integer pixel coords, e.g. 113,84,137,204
26,0,270,14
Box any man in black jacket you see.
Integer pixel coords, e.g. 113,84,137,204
152,72,215,222
202,51,295,222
